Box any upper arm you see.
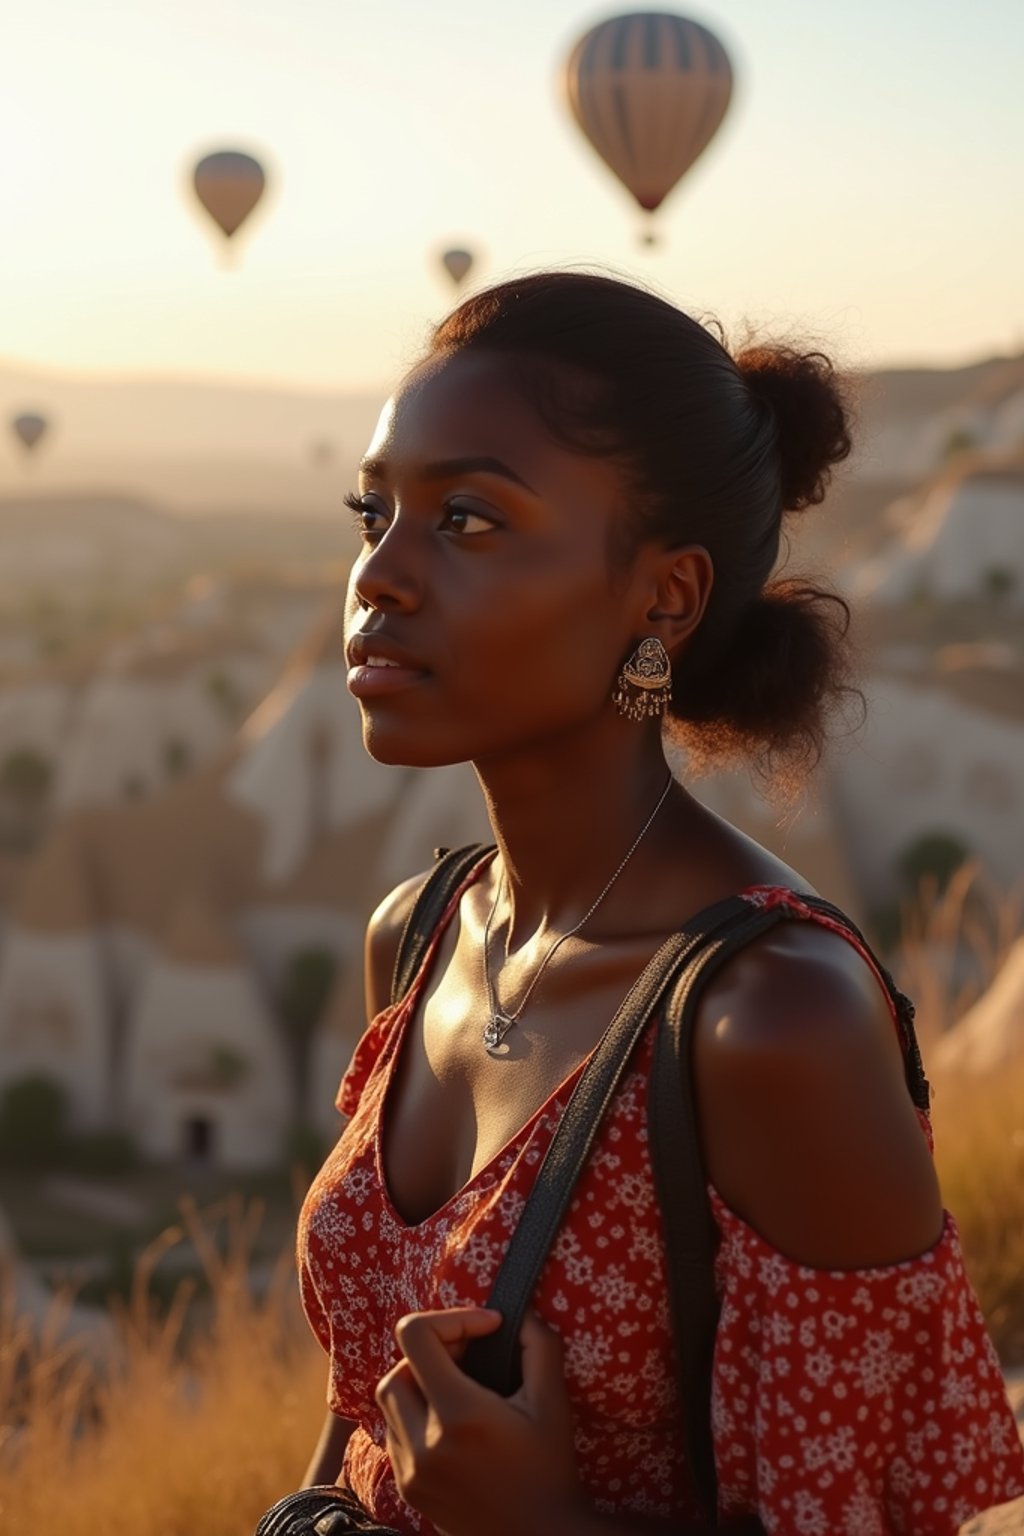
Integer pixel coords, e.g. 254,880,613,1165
694,921,944,1269
363,870,431,1024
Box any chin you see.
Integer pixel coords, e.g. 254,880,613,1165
360,717,472,770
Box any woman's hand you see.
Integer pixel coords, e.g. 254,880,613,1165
374,1305,587,1536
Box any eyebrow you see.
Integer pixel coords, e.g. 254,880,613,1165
358,454,538,494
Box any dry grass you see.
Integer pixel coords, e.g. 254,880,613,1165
893,859,1023,1049
893,865,1024,1365
931,1055,1024,1365
0,1192,325,1536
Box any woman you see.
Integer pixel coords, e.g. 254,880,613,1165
296,272,1024,1534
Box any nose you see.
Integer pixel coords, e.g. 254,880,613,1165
350,524,422,615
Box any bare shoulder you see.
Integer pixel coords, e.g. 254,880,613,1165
363,869,433,1023
693,916,944,1269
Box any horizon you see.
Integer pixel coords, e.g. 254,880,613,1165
4,333,1024,400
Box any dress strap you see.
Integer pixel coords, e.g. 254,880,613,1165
742,888,931,1113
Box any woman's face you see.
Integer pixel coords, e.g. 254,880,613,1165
343,349,645,768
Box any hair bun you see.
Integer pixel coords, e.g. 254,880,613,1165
735,344,853,512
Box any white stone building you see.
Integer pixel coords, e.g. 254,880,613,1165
0,605,490,1168
850,461,1024,607
826,659,1023,910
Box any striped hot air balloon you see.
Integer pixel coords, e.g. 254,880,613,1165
563,12,733,231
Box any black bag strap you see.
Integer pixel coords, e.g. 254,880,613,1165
652,893,930,1525
649,904,792,1526
461,890,755,1395
390,843,495,1008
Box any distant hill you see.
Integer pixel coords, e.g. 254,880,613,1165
0,362,384,516
0,491,349,603
2,347,1024,523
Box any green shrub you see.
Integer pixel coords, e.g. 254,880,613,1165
206,670,243,720
942,426,975,460
208,1045,249,1090
896,829,971,898
162,738,192,780
0,1074,69,1167
284,1123,326,1183
0,748,53,809
983,564,1016,599
69,1129,141,1176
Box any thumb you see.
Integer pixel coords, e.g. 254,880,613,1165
515,1310,570,1411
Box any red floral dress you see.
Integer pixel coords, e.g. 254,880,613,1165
297,865,1024,1534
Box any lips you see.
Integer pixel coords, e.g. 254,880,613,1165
346,630,430,700
345,632,427,672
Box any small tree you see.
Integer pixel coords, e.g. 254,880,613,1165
279,948,338,1128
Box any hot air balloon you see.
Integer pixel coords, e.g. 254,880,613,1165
563,12,733,239
192,150,267,244
441,248,474,288
11,413,48,454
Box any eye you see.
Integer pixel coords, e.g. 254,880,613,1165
440,500,499,536
344,491,390,542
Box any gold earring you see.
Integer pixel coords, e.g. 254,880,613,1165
612,638,672,722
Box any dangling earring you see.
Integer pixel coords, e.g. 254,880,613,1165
612,638,672,722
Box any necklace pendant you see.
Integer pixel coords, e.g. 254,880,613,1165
483,1011,517,1050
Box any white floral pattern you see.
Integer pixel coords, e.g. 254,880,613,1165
296,881,1024,1534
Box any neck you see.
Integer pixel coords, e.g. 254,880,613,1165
473,718,676,946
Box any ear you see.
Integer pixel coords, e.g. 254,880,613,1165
643,545,714,656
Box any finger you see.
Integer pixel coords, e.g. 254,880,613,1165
513,1310,571,1420
393,1306,502,1417
376,1358,427,1446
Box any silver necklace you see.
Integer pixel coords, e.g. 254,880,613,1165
481,771,674,1051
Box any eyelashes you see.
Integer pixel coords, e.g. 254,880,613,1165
343,491,500,540
344,491,385,541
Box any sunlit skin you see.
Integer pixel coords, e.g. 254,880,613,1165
343,350,709,777
328,350,946,1536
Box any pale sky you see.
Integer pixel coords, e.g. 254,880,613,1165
3,0,1023,393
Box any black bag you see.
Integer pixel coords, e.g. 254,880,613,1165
397,847,927,1532
252,1483,401,1536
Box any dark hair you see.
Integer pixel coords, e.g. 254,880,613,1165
427,271,861,792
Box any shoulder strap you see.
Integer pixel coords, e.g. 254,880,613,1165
390,844,494,1008
461,891,755,1397
650,905,791,1527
